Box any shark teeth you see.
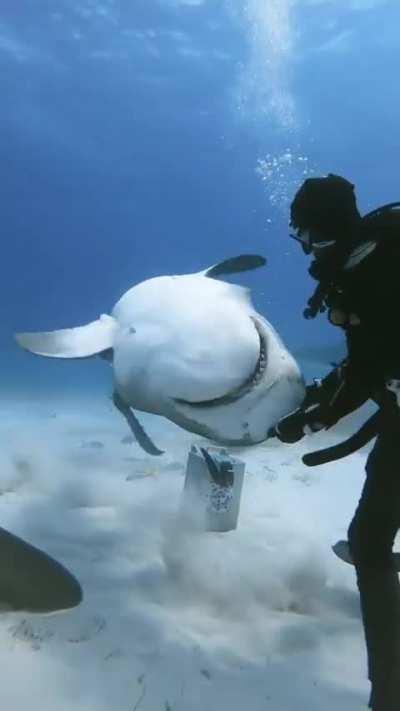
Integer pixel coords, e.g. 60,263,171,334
252,323,267,383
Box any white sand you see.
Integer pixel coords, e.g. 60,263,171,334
0,392,378,710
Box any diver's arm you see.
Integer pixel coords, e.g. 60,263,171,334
270,359,370,443
313,358,370,427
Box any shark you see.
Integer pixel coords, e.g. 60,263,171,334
0,526,82,613
15,255,305,455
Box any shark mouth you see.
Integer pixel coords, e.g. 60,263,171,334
173,318,267,408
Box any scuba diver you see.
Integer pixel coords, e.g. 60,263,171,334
269,174,400,711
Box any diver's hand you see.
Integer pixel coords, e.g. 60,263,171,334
269,406,326,444
268,409,307,443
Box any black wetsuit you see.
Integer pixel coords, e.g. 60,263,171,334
316,224,400,711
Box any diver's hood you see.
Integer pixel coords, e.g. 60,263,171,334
290,174,361,243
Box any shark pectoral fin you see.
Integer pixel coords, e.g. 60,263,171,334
15,314,117,359
203,254,267,279
112,392,164,457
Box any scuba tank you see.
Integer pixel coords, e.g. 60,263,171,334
304,202,400,320
300,202,400,464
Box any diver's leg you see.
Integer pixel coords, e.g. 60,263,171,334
348,437,400,711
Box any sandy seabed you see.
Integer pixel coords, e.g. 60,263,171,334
0,390,376,710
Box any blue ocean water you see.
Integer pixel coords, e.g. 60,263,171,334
2,0,400,395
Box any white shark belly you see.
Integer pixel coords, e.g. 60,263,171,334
157,315,305,445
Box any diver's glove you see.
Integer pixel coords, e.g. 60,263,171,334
268,404,326,444
268,373,345,444
269,360,370,444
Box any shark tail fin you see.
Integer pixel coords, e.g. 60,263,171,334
15,314,117,359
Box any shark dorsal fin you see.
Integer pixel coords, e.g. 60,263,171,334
203,254,266,279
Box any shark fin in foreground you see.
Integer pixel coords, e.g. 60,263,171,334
15,314,117,358
0,526,82,614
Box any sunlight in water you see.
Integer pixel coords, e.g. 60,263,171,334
235,0,296,129
232,1,320,218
